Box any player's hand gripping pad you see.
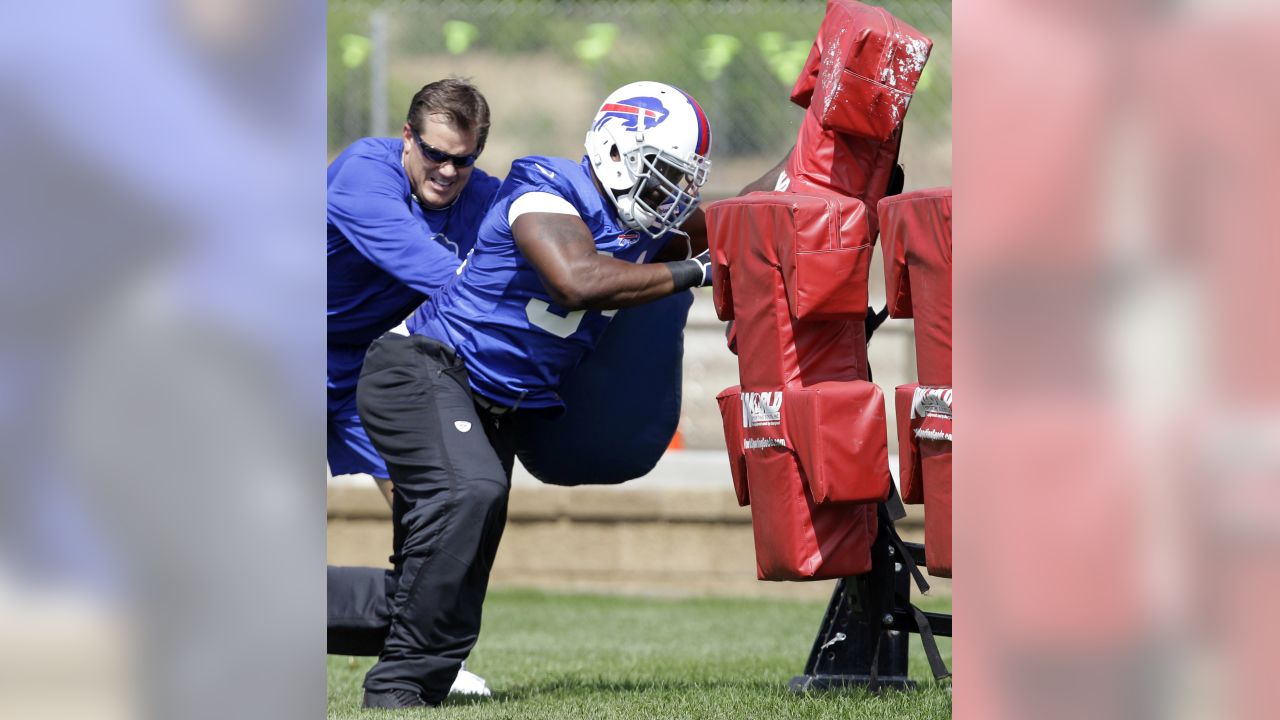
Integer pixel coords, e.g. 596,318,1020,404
878,188,952,385
508,291,693,485
790,0,932,143
708,192,889,580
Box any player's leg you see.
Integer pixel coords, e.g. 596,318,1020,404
327,379,491,695
326,565,393,655
355,333,510,708
372,476,394,506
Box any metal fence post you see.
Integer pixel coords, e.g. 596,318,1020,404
370,9,389,138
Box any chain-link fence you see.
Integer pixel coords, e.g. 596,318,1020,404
329,0,951,195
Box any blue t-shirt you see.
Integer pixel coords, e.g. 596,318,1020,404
326,137,499,400
408,156,672,412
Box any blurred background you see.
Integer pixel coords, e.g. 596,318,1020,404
323,0,953,600
327,0,952,194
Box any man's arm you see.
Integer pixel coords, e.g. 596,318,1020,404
328,155,463,295
739,147,793,195
513,212,707,311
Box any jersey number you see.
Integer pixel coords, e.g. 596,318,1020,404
523,250,646,337
525,299,587,338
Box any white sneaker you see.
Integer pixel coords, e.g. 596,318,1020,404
448,662,492,697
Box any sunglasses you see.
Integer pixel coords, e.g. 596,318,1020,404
412,129,481,168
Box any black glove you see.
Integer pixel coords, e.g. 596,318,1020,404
664,249,714,290
691,249,713,287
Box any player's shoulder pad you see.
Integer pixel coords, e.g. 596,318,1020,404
505,156,578,194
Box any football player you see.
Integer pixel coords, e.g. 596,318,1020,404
350,81,716,709
327,78,500,502
326,78,499,696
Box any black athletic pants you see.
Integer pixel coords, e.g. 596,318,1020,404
335,333,514,704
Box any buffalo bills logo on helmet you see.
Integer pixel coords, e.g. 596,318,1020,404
592,97,669,133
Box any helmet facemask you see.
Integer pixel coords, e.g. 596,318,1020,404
612,145,710,239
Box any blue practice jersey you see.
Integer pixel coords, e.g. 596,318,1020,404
327,137,500,399
407,156,673,412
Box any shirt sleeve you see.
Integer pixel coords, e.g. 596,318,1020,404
327,153,461,296
508,191,581,224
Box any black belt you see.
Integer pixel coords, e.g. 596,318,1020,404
472,393,515,417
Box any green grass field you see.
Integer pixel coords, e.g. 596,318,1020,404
328,588,951,719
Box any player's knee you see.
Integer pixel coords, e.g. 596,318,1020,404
456,477,508,515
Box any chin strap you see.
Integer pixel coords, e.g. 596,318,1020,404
665,227,693,258
615,194,656,234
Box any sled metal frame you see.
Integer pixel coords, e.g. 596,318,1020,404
789,498,951,693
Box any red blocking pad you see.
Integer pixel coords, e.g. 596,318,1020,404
783,381,891,504
719,382,892,507
790,0,932,142
783,1,932,233
711,190,873,323
879,188,952,385
716,383,890,580
921,439,952,578
704,0,931,583
783,112,902,236
751,475,879,581
878,200,915,320
708,190,892,581
708,191,874,389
